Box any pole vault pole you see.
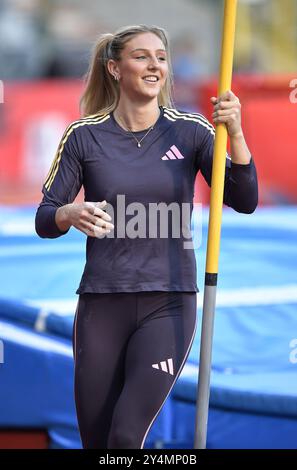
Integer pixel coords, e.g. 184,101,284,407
194,0,238,450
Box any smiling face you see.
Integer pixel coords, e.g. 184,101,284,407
108,32,169,103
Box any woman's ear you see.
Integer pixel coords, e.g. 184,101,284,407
107,59,120,79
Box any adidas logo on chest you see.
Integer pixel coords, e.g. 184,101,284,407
161,145,185,161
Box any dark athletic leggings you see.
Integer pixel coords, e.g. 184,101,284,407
72,291,197,449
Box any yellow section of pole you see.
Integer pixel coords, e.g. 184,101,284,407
206,0,238,274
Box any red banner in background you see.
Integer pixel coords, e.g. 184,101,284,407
0,80,83,182
0,76,296,205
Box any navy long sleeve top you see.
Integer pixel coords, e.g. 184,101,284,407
35,105,258,293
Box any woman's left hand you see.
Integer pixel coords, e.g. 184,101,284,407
211,90,243,138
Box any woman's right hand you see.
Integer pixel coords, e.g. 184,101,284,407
56,200,114,237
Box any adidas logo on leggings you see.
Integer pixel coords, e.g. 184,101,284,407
152,358,174,375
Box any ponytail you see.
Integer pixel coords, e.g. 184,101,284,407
80,34,118,117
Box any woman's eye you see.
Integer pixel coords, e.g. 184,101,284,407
135,56,166,61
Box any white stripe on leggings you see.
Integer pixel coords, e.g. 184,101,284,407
73,299,79,363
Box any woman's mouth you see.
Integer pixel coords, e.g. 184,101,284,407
142,76,159,84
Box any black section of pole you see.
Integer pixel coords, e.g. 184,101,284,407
205,273,218,286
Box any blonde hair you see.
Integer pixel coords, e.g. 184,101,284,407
80,24,174,117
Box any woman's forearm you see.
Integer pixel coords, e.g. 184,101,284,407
55,204,72,232
35,203,71,239
230,131,252,165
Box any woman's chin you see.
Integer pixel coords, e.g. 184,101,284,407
129,91,159,102
140,87,160,99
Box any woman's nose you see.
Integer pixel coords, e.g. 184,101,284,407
147,57,159,68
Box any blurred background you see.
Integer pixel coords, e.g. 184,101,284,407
0,0,297,450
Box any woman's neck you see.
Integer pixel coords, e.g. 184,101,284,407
113,99,160,132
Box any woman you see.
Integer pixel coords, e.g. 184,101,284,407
35,25,258,449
